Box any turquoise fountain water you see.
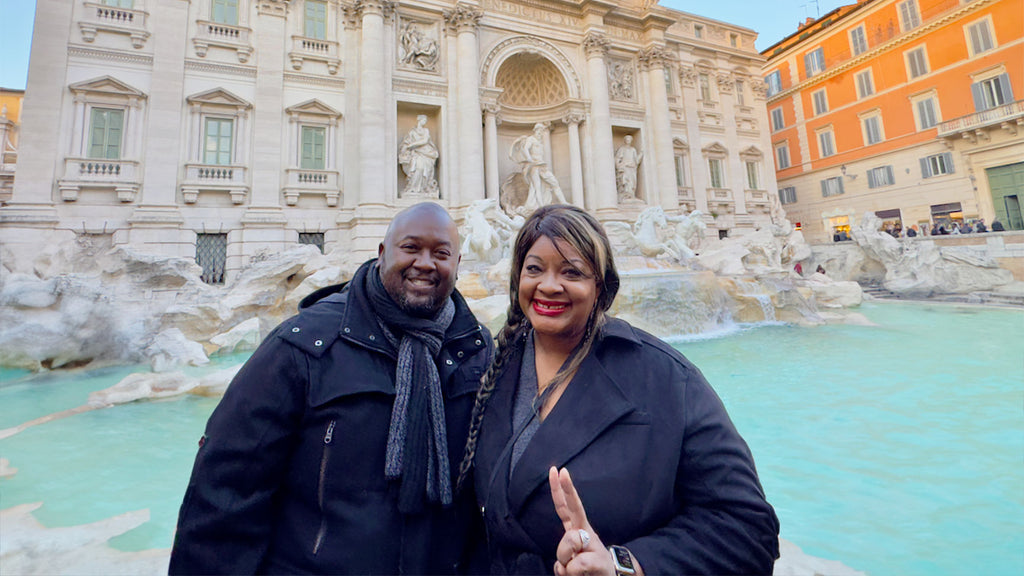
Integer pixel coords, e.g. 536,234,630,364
1,302,1021,575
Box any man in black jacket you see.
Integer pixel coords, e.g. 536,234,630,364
170,203,493,575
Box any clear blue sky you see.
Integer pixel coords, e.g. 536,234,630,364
0,0,848,91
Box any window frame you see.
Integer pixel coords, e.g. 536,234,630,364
867,165,895,189
965,17,996,57
812,88,829,116
921,152,955,178
674,154,688,188
694,24,704,39
849,25,868,56
860,112,884,146
905,46,929,79
770,107,785,132
779,186,797,205
300,124,327,170
203,116,235,166
211,0,240,25
775,142,791,170
911,92,940,131
698,73,713,102
821,176,844,197
804,47,826,78
765,71,782,97
897,0,921,32
707,157,725,189
972,73,1014,111
855,69,875,99
88,107,125,160
304,0,327,40
817,128,836,158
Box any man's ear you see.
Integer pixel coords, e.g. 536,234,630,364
378,242,385,259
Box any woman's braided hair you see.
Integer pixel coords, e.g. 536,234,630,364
455,204,620,492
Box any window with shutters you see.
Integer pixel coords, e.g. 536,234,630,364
708,158,725,188
855,70,874,99
849,26,868,56
821,176,844,197
779,187,797,205
898,0,920,31
905,47,929,79
921,153,954,178
300,126,326,169
804,47,825,78
966,19,995,56
817,128,836,158
812,89,828,115
912,94,940,130
867,165,895,188
305,0,327,40
765,71,782,97
861,113,883,145
88,108,124,160
770,107,785,131
775,143,791,170
972,74,1014,111
745,161,761,190
203,117,234,165
211,0,239,25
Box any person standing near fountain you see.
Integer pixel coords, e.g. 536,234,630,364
456,204,779,575
169,203,493,575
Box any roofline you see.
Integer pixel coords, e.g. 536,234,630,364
760,0,877,57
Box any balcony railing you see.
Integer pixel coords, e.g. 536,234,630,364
284,168,341,206
79,1,149,48
938,100,1024,137
288,36,341,74
59,157,141,202
193,20,253,62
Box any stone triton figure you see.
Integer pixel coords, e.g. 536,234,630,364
169,202,493,575
510,123,567,214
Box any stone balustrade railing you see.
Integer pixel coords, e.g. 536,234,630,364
938,99,1024,137
80,1,149,47
63,157,140,182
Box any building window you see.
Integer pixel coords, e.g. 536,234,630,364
850,26,868,56
203,117,234,165
906,47,929,79
196,233,227,285
855,69,875,99
862,114,883,145
817,129,836,158
694,24,704,39
867,165,895,188
708,158,724,188
972,74,1014,111
211,0,239,25
300,125,326,169
821,176,844,197
966,19,995,56
745,161,761,190
698,73,713,101
771,107,785,131
765,71,782,97
305,0,327,40
779,186,797,204
735,80,745,105
730,33,739,47
299,232,325,253
665,68,674,95
88,108,124,160
804,47,825,78
921,152,955,178
102,0,134,7
775,143,791,170
812,89,828,115
914,95,939,130
898,0,921,32
674,155,688,187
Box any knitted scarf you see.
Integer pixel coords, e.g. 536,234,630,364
362,260,456,513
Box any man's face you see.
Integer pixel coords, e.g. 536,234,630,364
378,209,460,317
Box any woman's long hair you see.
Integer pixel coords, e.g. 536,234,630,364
456,204,619,491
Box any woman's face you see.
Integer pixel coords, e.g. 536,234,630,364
518,235,599,347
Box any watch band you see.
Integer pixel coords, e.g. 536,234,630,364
608,545,637,576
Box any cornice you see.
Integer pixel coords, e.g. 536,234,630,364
68,45,153,66
185,60,258,78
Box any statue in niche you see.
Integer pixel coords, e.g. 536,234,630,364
615,135,643,202
400,23,439,71
508,123,567,215
398,115,439,196
608,61,634,101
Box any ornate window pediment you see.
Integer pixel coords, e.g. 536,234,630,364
70,76,146,100
286,99,341,119
672,137,689,151
187,88,251,110
702,142,728,157
739,145,763,160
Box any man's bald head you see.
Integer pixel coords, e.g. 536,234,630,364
377,202,461,317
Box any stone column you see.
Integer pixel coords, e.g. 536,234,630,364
445,3,485,206
483,104,500,200
717,71,748,218
679,64,709,214
639,45,678,212
582,33,617,215
563,113,585,208
356,0,392,207
245,0,289,214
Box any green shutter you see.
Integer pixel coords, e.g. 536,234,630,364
89,108,123,160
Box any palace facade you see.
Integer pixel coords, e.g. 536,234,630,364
3,0,777,282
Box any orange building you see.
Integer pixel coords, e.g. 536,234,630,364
762,0,1023,242
0,88,24,201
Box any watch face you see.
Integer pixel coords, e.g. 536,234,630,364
612,546,634,570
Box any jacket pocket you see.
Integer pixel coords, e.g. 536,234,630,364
312,419,336,556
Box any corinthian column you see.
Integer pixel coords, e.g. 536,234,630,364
357,0,393,206
483,104,501,200
445,3,485,206
582,33,616,214
639,44,678,211
563,113,585,208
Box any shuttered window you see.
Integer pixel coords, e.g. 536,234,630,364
867,165,895,188
88,108,124,160
967,20,994,55
898,0,920,31
906,47,928,79
812,89,828,115
708,158,724,188
863,115,883,145
804,48,825,78
855,70,874,98
920,153,954,178
850,26,868,56
746,161,761,190
972,74,1014,111
779,187,797,204
776,144,790,170
818,130,835,158
771,108,785,131
765,71,782,96
821,176,844,197
916,97,938,130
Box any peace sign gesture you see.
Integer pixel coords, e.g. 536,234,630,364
548,466,616,576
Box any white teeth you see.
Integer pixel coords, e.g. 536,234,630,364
536,302,567,310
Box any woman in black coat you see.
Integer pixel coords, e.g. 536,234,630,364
456,205,779,575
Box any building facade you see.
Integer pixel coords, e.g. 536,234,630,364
0,88,23,201
1,0,778,282
762,0,1023,242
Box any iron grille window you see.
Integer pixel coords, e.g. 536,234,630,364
299,232,325,253
196,233,227,285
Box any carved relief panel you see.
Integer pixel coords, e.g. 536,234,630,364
397,16,441,73
607,57,636,103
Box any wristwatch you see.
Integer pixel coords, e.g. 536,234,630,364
608,545,637,576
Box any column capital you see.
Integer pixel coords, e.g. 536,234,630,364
482,103,502,122
750,79,768,100
637,44,670,71
679,65,697,88
715,72,734,93
355,0,394,20
562,112,585,126
444,3,482,33
256,0,290,17
582,32,610,58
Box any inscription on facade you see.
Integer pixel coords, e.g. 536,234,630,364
480,0,580,27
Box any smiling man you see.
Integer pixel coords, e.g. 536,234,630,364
170,202,493,575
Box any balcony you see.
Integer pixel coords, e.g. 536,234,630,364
708,187,733,201
283,168,341,206
745,189,771,212
58,157,141,202
79,1,150,48
182,163,249,204
938,100,1024,142
193,20,253,63
289,36,341,75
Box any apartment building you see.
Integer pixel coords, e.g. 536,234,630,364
0,88,23,200
762,0,1023,242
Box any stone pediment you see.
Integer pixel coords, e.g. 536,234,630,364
672,137,688,150
69,76,146,98
186,88,251,109
702,141,727,156
285,99,341,118
739,145,762,159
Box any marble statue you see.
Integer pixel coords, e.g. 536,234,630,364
398,115,439,196
399,23,439,71
460,198,524,264
509,123,566,214
615,135,643,201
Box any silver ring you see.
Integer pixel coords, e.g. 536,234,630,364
578,528,591,549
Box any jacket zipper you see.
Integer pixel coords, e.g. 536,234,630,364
312,419,336,555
